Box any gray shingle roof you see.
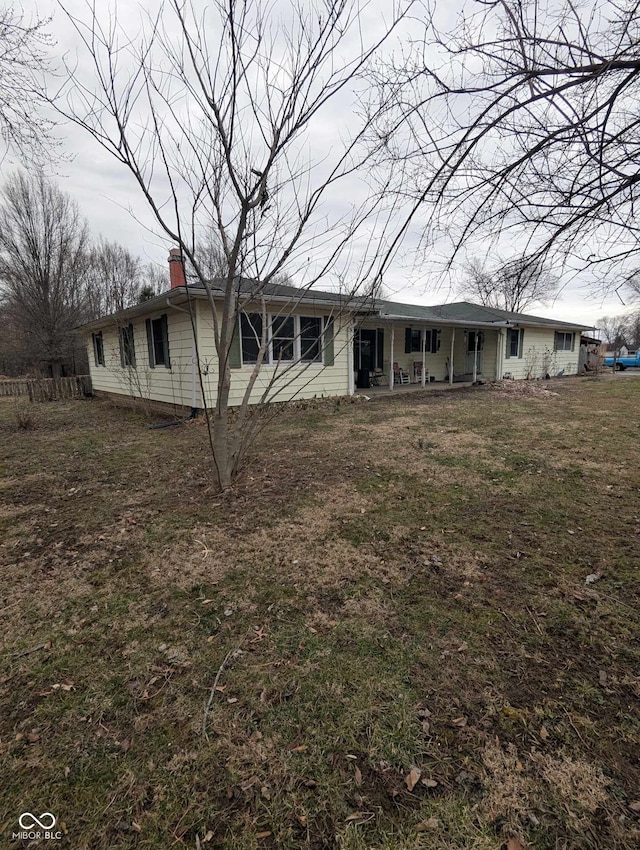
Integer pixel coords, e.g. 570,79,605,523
374,299,588,330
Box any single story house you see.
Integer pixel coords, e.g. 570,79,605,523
81,251,589,413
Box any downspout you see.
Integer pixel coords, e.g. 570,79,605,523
166,296,199,416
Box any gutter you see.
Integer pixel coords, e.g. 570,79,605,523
376,315,588,332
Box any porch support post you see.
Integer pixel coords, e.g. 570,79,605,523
421,330,426,387
473,329,479,383
449,327,455,385
389,325,395,391
347,323,355,396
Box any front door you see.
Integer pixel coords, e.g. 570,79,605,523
465,330,484,374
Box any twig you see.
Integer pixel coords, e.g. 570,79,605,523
13,641,50,658
561,706,589,747
525,605,544,636
202,641,243,738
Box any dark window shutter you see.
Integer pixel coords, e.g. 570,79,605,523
323,316,335,366
519,328,525,358
128,323,136,367
92,334,98,366
505,331,511,359
119,328,125,367
376,329,384,369
228,315,242,368
146,318,155,368
161,314,171,368
405,327,412,354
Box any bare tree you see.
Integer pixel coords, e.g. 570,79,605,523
0,6,56,163
137,262,166,303
598,315,630,350
55,0,414,489
0,171,91,377
85,238,142,317
461,255,558,312
371,0,640,287
626,310,640,349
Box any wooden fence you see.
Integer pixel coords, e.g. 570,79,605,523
0,375,93,402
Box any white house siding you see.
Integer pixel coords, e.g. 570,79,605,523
196,301,351,407
501,326,580,380
87,309,199,408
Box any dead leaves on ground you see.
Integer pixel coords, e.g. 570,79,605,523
405,767,421,791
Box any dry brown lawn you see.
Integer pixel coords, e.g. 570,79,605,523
1,376,639,849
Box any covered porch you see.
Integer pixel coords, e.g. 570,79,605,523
353,379,475,398
353,320,502,391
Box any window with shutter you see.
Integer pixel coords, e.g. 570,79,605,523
146,315,171,367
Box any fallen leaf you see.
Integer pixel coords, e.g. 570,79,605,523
354,766,363,787
120,738,131,752
598,670,607,686
416,817,439,831
506,838,525,850
290,744,308,753
203,831,214,843
405,767,421,791
227,697,238,704
422,719,431,735
261,786,271,800
239,775,259,791
296,815,307,827
421,777,438,788
345,812,374,824
629,800,640,812
540,725,549,741
451,716,468,727
256,831,272,840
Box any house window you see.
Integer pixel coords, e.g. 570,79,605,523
300,317,322,362
241,313,265,364
146,315,170,368
554,332,573,351
119,323,136,367
507,328,523,358
272,316,295,362
405,327,440,354
92,332,105,366
240,313,325,365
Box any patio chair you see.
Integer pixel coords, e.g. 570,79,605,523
393,362,410,385
370,368,387,386
413,361,431,383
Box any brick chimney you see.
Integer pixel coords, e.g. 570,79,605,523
168,248,186,289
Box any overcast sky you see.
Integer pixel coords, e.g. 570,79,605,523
11,0,636,330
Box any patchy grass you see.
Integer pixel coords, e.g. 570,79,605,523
1,376,639,849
